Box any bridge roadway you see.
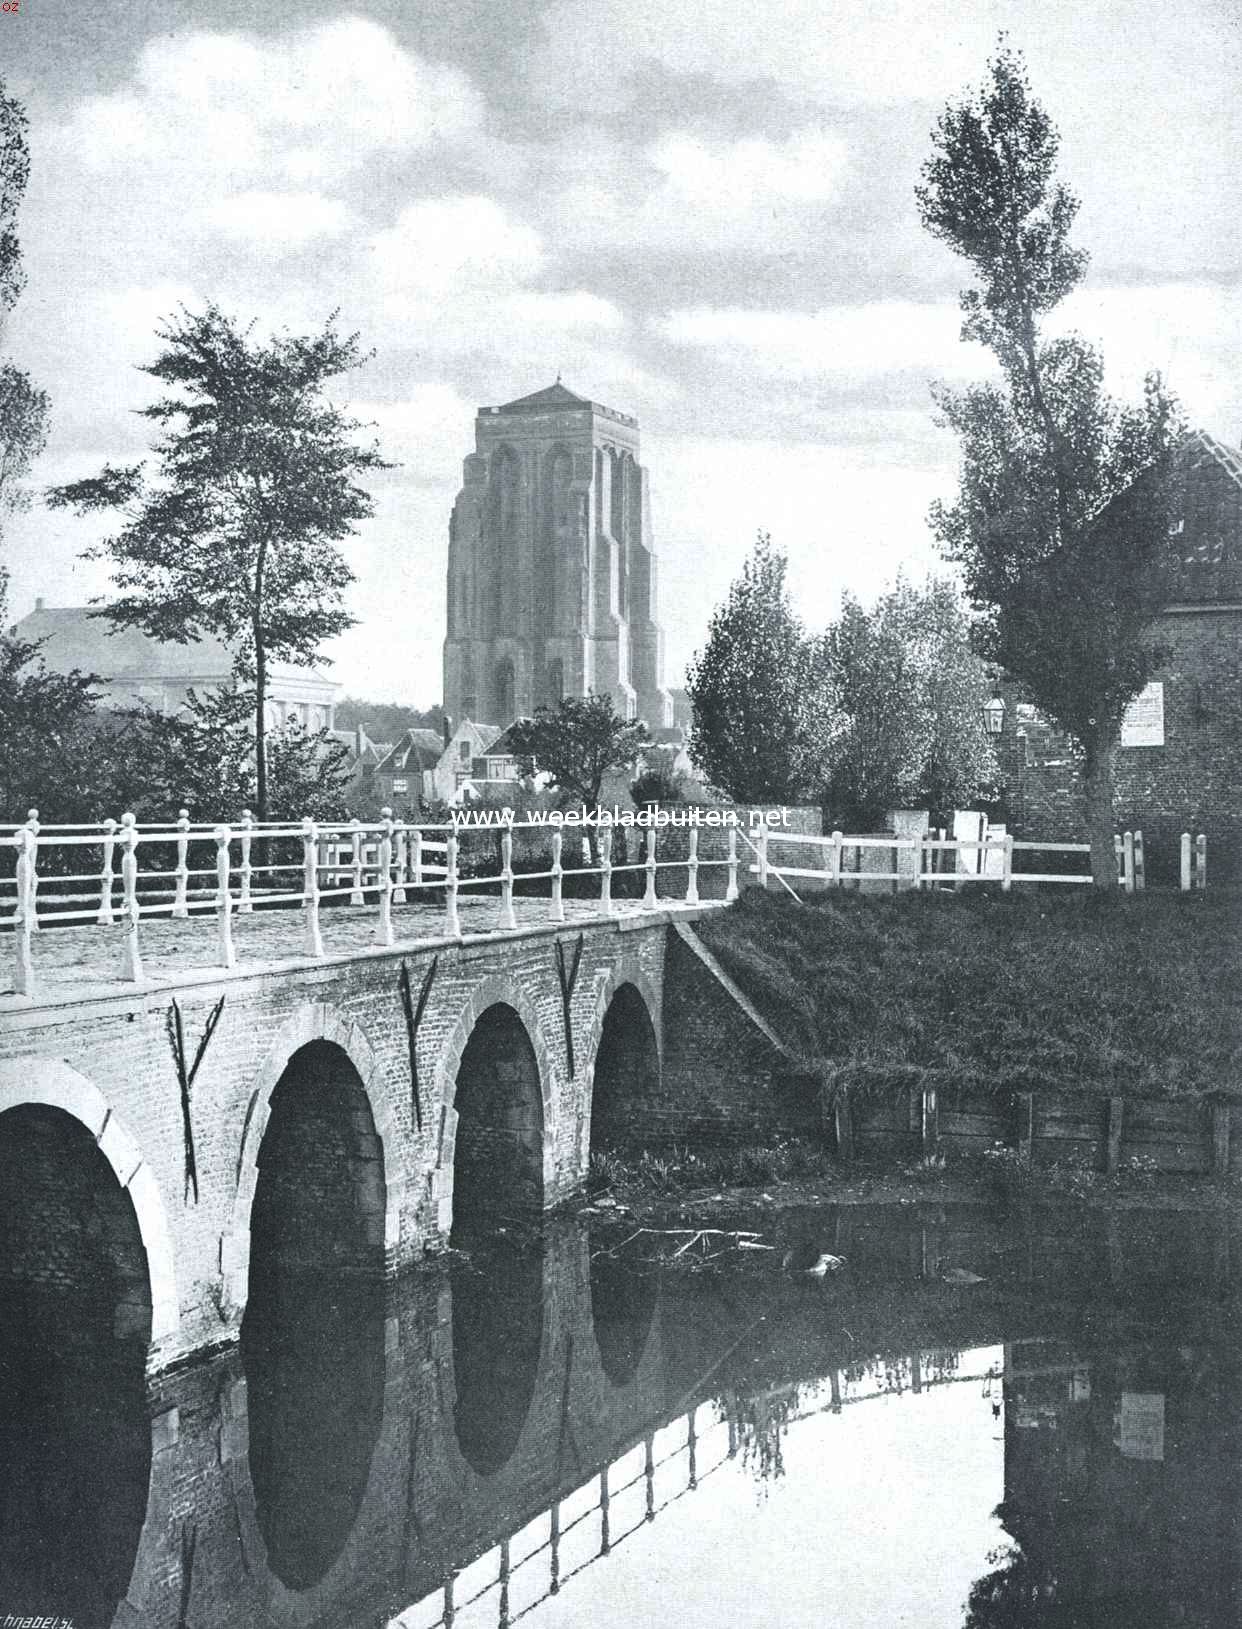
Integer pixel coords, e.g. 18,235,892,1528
0,891,720,1371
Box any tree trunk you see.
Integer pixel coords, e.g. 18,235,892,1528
254,633,268,824
1083,736,1117,889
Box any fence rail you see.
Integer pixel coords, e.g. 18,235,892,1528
0,807,741,997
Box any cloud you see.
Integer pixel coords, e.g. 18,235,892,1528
201,191,352,250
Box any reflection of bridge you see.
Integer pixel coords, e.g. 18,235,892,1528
0,812,746,1370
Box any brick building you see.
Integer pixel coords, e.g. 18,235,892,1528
991,431,1242,880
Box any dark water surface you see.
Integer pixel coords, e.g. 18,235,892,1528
1,1200,1239,1628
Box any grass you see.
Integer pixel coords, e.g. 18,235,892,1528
588,1139,836,1195
692,884,1242,1101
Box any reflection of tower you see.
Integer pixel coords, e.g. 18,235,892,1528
443,382,674,730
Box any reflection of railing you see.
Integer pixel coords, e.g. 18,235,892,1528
393,1345,1003,1629
394,1405,731,1629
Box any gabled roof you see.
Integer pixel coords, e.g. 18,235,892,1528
497,382,591,411
375,728,444,776
1188,429,1242,493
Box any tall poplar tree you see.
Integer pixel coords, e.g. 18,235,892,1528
918,45,1182,884
0,78,50,531
48,305,390,819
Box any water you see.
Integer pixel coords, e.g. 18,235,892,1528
0,1200,1238,1628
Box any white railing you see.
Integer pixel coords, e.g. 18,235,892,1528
0,809,741,996
749,825,1208,895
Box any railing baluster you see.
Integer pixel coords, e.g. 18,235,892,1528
173,809,190,917
1180,831,1191,891
238,809,254,912
445,830,461,937
1195,832,1208,889
643,826,658,909
831,828,843,888
393,816,408,904
12,826,35,996
119,812,143,982
599,827,613,918
376,808,395,946
499,827,517,930
97,816,118,924
1122,829,1135,895
550,829,565,923
302,818,324,957
725,824,739,902
1001,832,1014,893
215,824,235,969
757,822,769,887
349,817,364,906
411,826,423,888
23,810,40,929
684,825,699,904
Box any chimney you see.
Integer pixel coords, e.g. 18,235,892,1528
355,724,364,759
34,596,44,612
442,712,453,749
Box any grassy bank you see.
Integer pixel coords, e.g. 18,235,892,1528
693,885,1242,1101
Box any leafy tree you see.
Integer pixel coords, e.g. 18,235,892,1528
0,579,99,822
334,697,445,741
0,80,50,529
918,44,1182,884
819,578,996,827
46,304,390,819
685,533,827,803
507,693,649,859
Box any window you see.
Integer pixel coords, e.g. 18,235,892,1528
460,739,471,762
392,778,408,793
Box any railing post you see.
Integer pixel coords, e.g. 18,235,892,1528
97,816,118,925
445,830,461,938
393,817,408,904
376,808,395,946
1122,830,1135,895
1001,832,1013,892
1114,832,1124,886
237,809,254,912
215,824,235,969
411,826,424,888
725,824,739,902
499,826,518,930
12,826,35,997
831,828,844,888
1180,831,1192,891
598,826,613,918
349,817,364,906
119,812,143,982
1133,829,1145,891
757,821,769,888
549,829,565,923
684,824,699,904
172,810,190,917
19,809,40,929
643,826,658,909
302,818,324,958
1195,833,1207,890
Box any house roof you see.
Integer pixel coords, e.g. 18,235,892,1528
374,728,445,776
12,605,338,691
448,719,503,756
479,724,524,756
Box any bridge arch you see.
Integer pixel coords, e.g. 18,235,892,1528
0,1057,179,1347
584,965,662,1159
223,1004,405,1313
434,977,558,1237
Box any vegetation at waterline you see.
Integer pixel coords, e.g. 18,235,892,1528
694,886,1241,1101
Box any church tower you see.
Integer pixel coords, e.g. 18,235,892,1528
443,382,673,730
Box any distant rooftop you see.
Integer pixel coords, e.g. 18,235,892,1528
480,381,638,430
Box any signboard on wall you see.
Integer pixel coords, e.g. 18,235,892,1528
1120,681,1165,748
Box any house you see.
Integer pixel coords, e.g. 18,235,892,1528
11,601,340,729
990,430,1242,880
432,719,503,803
373,728,447,810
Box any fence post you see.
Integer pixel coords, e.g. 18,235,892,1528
499,827,518,930
1133,829,1145,891
1122,830,1135,895
1016,1092,1034,1166
599,826,614,919
643,827,658,910
97,817,118,925
550,829,565,923
238,809,254,912
411,827,423,889
21,810,39,928
1180,832,1192,891
757,822,769,888
1106,1096,1124,1174
1195,833,1207,890
1001,832,1013,892
376,809,395,946
684,825,700,905
445,830,461,938
393,818,408,905
173,810,190,918
215,825,235,969
1114,832,1124,886
302,818,324,958
834,1088,854,1165
830,829,843,889
915,831,927,891
920,1081,939,1157
12,826,35,996
348,818,364,906
725,825,739,902
119,812,143,982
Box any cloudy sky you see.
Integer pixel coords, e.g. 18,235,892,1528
2,0,1239,703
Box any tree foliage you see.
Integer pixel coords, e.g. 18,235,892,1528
918,43,1183,883
0,79,49,529
819,578,996,827
46,304,390,818
685,533,824,803
508,693,649,855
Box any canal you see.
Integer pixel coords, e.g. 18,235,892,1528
0,1198,1238,1627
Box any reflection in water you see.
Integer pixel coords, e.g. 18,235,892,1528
241,1270,386,1591
588,1226,657,1388
452,1230,545,1476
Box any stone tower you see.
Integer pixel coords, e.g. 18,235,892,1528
443,382,673,730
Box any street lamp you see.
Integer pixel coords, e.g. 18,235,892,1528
983,695,1006,736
